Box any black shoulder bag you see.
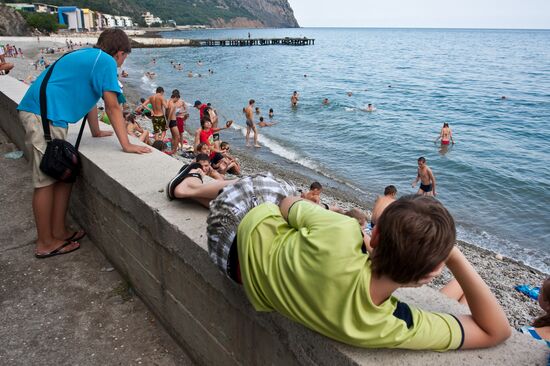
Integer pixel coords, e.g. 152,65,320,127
38,53,88,183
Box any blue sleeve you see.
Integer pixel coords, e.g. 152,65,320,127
91,53,121,97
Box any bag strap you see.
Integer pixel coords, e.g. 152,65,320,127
39,51,87,151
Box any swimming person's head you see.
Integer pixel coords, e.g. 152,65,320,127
370,195,455,285
259,117,264,122
533,277,550,328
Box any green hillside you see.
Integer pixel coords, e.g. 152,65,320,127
3,0,295,27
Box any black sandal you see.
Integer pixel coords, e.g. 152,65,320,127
166,163,203,200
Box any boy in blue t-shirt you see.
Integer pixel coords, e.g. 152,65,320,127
17,29,151,259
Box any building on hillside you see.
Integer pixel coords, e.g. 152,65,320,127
142,12,161,26
34,3,58,14
81,8,95,31
121,16,133,28
93,11,104,29
102,14,116,28
5,3,35,12
58,6,83,31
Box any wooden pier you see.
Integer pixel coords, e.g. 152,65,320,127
194,37,315,47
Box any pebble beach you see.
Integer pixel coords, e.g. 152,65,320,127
3,37,548,330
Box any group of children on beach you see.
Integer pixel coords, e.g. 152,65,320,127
12,28,548,357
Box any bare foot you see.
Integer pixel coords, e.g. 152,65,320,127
254,144,261,148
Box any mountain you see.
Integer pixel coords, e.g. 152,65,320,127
4,0,299,28
0,5,31,36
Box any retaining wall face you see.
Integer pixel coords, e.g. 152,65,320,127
1,77,548,366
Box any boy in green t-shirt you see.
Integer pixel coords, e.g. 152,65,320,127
166,172,511,350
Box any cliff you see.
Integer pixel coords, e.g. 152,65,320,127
0,5,31,36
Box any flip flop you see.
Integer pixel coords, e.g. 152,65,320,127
35,241,80,259
65,230,86,242
166,163,202,200
226,120,233,128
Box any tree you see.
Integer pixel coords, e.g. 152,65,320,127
23,13,63,34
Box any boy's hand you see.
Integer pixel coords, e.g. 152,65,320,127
122,143,151,154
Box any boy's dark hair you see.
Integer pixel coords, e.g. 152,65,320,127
259,117,264,122
533,277,550,328
418,157,426,163
156,86,164,93
196,142,207,152
220,141,229,149
269,108,273,112
344,208,367,227
95,28,131,56
384,185,397,196
152,140,166,151
140,97,146,103
310,181,322,191
200,115,211,128
371,195,455,284
171,89,180,98
195,153,209,163
249,99,255,105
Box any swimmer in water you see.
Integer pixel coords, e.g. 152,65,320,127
347,92,353,97
322,98,329,105
435,122,455,146
291,91,299,107
258,116,278,127
268,108,274,118
255,107,261,115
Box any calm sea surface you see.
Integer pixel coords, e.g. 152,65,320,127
123,28,550,273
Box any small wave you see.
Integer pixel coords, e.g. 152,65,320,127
456,224,549,274
234,125,321,171
344,107,356,112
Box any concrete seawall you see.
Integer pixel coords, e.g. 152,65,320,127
0,76,547,365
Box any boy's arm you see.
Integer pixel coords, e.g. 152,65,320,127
104,91,151,154
446,247,511,348
428,168,437,195
279,196,304,221
412,172,420,187
87,106,112,137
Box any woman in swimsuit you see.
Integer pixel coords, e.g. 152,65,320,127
435,122,454,145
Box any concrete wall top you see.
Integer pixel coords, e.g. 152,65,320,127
0,75,547,366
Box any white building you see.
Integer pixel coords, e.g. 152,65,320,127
142,12,161,26
121,16,133,28
102,14,116,28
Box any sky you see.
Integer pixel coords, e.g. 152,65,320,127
287,0,550,29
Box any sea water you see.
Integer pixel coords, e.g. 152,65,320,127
122,28,550,273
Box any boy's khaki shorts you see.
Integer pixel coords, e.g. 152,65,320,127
19,111,68,188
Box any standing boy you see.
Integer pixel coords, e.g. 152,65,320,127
166,89,182,154
245,99,260,148
412,157,436,196
142,86,167,141
17,29,151,258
